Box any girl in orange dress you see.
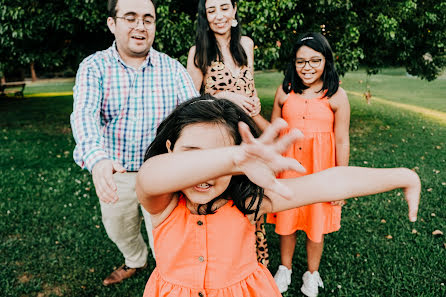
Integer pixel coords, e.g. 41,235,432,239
136,96,420,297
187,0,270,267
267,32,350,296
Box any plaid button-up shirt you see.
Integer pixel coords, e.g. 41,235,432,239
71,43,199,172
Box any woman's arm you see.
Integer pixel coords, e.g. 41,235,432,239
186,46,204,92
263,166,420,222
240,36,270,131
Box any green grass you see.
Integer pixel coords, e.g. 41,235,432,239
23,79,75,95
1,70,445,296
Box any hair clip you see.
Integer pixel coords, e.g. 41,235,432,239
190,99,215,105
301,37,314,42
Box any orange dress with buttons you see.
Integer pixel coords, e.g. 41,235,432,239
267,91,342,242
143,196,281,297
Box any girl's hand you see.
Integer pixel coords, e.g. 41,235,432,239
331,199,346,206
234,118,306,199
403,170,421,222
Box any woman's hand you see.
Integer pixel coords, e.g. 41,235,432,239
213,91,256,114
233,119,306,199
249,96,262,117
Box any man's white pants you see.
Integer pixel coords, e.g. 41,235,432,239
99,172,155,268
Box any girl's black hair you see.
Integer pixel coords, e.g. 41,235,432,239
194,0,248,75
283,32,339,98
145,95,263,220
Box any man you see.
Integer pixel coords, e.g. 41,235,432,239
70,0,198,286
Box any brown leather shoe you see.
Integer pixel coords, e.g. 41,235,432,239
102,264,147,286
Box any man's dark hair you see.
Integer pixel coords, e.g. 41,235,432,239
108,0,157,17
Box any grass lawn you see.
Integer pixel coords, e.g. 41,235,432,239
1,69,445,296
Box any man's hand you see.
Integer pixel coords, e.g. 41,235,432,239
92,159,126,203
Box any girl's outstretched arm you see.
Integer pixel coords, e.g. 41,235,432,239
136,146,240,213
263,166,420,222
136,119,305,214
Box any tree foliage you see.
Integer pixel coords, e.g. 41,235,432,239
0,0,444,80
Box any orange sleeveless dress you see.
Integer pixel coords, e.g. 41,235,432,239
143,197,281,297
267,91,341,242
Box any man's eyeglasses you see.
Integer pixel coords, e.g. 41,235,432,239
295,58,323,68
115,15,155,29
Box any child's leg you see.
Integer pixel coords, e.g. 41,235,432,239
279,232,297,269
306,235,324,272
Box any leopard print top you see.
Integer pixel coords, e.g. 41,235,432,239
203,61,255,97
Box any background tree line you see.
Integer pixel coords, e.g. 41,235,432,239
0,0,444,81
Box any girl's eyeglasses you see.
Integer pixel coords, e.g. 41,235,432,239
295,58,323,68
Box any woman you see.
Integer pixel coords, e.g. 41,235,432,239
186,0,270,266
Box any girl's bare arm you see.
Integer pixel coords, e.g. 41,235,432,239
263,166,420,222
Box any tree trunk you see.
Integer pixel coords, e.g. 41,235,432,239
1,76,5,84
30,62,37,82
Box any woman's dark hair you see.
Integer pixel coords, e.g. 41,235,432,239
145,95,264,219
282,32,339,98
108,0,157,17
194,0,248,74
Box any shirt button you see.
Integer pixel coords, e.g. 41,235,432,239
197,220,203,226
303,116,306,119
198,256,204,262
198,292,204,297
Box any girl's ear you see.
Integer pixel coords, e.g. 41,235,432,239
166,140,173,153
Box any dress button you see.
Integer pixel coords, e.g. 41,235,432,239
299,147,302,150
197,220,203,226
198,256,204,262
198,292,204,297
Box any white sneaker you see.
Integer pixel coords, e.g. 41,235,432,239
273,265,292,293
301,271,324,297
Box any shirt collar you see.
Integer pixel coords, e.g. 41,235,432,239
110,41,156,69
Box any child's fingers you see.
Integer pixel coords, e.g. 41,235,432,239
278,157,306,173
404,171,421,222
258,118,288,143
273,128,304,153
239,122,256,144
406,189,420,222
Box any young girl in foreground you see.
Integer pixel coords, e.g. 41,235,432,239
267,32,349,295
136,96,420,297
